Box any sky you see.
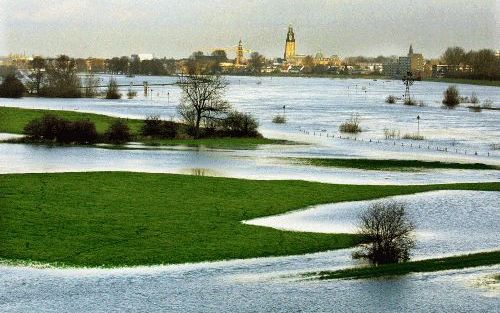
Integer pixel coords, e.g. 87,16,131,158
1,0,498,59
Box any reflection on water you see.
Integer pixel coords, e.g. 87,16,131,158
182,167,222,177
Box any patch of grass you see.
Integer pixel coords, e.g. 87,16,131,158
303,251,500,280
402,133,425,140
339,115,361,133
272,115,286,124
0,106,143,135
292,157,499,171
0,107,292,149
142,137,293,149
0,172,498,267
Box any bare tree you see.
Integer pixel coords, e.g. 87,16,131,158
28,56,46,94
353,201,415,265
177,75,231,138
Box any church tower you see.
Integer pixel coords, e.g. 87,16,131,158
284,25,296,62
236,39,244,65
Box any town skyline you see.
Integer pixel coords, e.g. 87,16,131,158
1,0,498,59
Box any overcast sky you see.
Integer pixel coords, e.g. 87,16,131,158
1,0,498,59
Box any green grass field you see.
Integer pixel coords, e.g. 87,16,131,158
0,106,143,135
0,107,285,149
292,157,499,171
0,172,498,267
303,251,500,280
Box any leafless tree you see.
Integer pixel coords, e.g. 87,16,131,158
353,201,415,265
177,75,231,138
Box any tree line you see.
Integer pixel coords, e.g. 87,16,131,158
441,47,499,80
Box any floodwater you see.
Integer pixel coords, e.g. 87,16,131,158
244,190,500,257
0,76,499,312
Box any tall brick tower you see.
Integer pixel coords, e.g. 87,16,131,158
284,25,296,62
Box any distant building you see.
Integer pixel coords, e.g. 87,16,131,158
131,53,154,61
284,25,296,62
383,44,425,79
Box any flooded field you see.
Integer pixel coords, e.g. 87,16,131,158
0,76,498,312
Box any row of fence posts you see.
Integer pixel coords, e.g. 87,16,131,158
298,129,491,157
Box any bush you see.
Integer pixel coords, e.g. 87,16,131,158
385,95,396,104
221,111,260,137
0,74,25,98
339,114,361,133
353,201,415,265
105,119,131,144
127,88,137,99
383,128,400,139
470,93,479,104
23,114,97,144
105,78,121,99
482,99,492,109
141,115,178,139
404,98,417,106
442,86,460,108
272,115,286,124
402,133,424,140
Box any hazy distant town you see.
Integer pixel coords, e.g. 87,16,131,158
2,25,499,84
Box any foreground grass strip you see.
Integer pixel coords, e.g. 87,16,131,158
0,172,498,267
305,251,500,280
293,157,498,171
0,107,287,149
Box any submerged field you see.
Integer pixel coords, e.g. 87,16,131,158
0,172,498,267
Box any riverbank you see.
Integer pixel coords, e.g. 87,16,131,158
0,172,498,267
302,251,500,280
0,107,288,149
423,77,500,87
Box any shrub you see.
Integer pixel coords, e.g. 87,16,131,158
385,95,396,104
105,119,131,144
272,115,286,124
105,78,121,99
442,86,460,108
67,120,98,144
127,88,137,99
0,74,25,98
140,115,178,138
404,98,416,106
141,115,163,137
353,201,415,265
402,133,424,140
221,111,260,137
383,128,400,139
482,99,492,109
470,93,479,104
339,114,361,133
23,114,97,144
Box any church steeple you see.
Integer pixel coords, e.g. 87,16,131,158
408,44,414,56
286,25,295,42
284,25,296,61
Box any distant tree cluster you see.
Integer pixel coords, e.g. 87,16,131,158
441,47,499,80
